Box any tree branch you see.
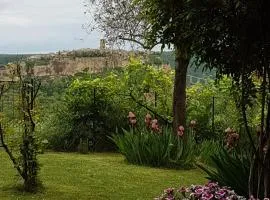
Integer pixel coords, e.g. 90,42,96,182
129,91,172,124
0,83,24,179
118,36,158,50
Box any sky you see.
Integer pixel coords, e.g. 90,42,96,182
0,0,102,54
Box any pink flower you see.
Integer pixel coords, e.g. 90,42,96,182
130,119,137,125
201,193,214,200
145,113,152,128
179,125,184,131
127,112,136,119
164,188,174,195
190,120,196,128
194,188,204,195
177,125,184,137
226,131,239,149
127,112,136,127
206,181,218,188
225,127,233,134
151,119,160,133
215,189,226,198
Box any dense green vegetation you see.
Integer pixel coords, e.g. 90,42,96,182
0,54,32,65
0,151,205,200
1,0,270,198
0,59,262,198
160,52,215,80
112,127,197,168
36,61,243,153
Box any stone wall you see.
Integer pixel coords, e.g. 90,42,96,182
0,49,144,79
33,50,130,76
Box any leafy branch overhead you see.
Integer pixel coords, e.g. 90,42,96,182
84,0,152,48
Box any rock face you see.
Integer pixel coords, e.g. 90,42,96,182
0,49,132,79
32,49,130,76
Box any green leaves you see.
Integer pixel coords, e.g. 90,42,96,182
111,127,197,168
198,147,251,197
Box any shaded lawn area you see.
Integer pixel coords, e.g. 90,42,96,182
0,151,206,200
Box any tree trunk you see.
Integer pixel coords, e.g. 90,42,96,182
264,95,270,197
172,46,189,133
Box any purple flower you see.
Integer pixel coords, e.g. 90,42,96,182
201,193,214,200
215,189,227,198
164,188,174,195
195,188,204,195
157,182,245,200
206,181,218,188
165,196,174,200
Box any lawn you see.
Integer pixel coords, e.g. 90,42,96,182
0,151,206,200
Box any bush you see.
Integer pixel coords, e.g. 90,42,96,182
39,60,174,152
41,88,128,152
111,126,197,168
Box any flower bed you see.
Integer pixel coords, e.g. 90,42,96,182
155,182,246,200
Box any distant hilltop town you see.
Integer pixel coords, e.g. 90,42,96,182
0,40,215,84
0,40,147,80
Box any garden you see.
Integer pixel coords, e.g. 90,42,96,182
1,0,270,199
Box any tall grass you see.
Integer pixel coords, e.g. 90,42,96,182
111,127,197,168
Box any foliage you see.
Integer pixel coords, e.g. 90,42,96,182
40,60,175,152
0,54,32,65
0,64,41,192
84,0,148,48
187,77,238,140
43,83,128,152
186,76,261,142
197,140,222,166
198,147,253,197
86,0,195,130
111,126,197,168
186,0,270,196
39,63,260,152
156,182,246,200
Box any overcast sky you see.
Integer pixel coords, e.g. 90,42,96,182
0,0,101,54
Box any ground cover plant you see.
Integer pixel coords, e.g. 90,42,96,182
0,151,206,200
156,182,246,200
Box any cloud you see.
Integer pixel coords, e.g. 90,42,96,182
0,0,10,12
0,0,101,53
0,15,31,26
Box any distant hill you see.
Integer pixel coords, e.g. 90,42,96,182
0,50,215,85
0,54,34,65
160,51,215,78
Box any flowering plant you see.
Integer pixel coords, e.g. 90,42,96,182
155,182,246,200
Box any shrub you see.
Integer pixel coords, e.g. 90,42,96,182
111,126,197,168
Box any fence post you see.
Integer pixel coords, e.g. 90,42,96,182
154,91,157,107
212,96,215,134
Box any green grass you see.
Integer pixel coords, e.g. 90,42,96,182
0,151,205,200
